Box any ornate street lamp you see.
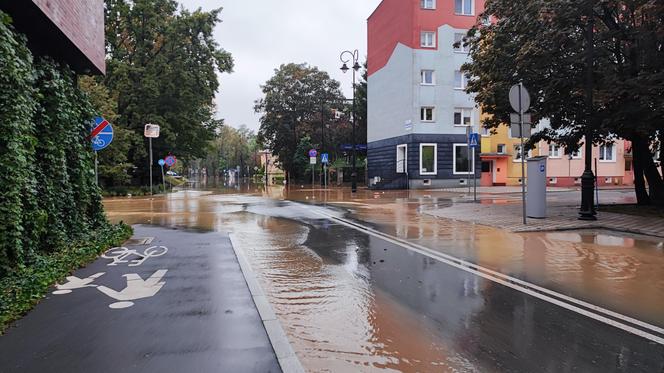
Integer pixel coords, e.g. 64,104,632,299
340,49,361,193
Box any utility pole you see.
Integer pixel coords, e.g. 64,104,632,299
579,2,597,220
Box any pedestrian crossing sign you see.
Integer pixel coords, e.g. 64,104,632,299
469,133,480,148
321,153,329,164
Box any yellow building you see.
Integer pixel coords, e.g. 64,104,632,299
480,123,540,187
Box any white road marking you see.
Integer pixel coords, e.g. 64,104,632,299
97,269,168,309
308,206,664,345
101,246,168,267
53,273,105,295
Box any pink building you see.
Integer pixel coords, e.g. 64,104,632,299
542,140,633,187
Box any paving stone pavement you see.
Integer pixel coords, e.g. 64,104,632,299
424,201,664,238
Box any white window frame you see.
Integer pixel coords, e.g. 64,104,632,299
571,148,582,159
396,144,407,174
513,144,532,162
421,107,435,122
481,126,490,136
453,143,475,175
455,0,474,16
419,143,438,176
454,70,468,90
599,144,616,162
453,108,474,127
454,33,470,53
421,70,435,85
421,31,436,48
497,144,506,154
420,0,436,10
549,144,562,158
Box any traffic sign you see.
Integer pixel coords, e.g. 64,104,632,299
158,159,165,167
321,153,329,164
509,84,531,113
468,133,480,148
310,157,317,165
90,116,113,151
308,149,318,158
164,155,176,167
144,123,160,138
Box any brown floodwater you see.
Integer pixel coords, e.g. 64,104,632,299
104,185,664,372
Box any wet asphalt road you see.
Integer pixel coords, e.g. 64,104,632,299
2,189,664,372
0,226,281,373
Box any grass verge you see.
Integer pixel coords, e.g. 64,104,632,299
0,223,132,333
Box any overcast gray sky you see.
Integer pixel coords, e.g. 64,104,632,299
177,0,382,132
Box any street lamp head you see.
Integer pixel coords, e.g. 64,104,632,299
340,63,349,73
353,62,361,71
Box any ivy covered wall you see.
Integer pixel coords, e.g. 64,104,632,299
0,12,106,277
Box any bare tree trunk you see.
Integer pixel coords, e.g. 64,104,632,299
635,134,664,205
632,137,651,205
659,131,664,178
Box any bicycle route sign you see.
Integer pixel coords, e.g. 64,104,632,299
90,116,113,152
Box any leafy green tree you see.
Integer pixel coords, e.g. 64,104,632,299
462,0,664,205
255,63,344,182
104,0,233,185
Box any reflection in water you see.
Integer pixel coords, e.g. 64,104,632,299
104,188,664,372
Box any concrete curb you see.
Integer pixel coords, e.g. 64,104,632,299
229,234,305,373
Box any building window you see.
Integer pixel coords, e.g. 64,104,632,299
549,144,561,158
453,108,473,126
421,0,436,9
571,148,582,159
599,144,615,162
454,33,470,53
420,144,437,175
454,71,468,89
421,70,435,85
454,144,475,174
497,144,506,154
455,0,474,15
421,32,436,48
481,126,490,136
481,14,492,26
421,107,435,122
513,145,531,162
396,144,407,173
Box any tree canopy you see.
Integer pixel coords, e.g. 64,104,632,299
462,0,664,205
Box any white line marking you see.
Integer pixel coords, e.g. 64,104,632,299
53,273,105,294
97,269,168,309
307,206,664,345
101,246,168,267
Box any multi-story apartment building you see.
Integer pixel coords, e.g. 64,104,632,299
541,140,633,187
367,0,485,189
479,123,541,186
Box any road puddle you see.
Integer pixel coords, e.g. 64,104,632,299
105,187,664,371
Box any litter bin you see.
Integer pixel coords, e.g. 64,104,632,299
526,156,548,218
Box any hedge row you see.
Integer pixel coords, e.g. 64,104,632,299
0,12,109,277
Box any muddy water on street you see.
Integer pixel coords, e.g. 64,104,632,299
104,187,664,371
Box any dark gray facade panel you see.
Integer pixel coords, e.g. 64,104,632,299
368,134,482,189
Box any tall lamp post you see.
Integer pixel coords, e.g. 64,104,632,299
340,49,361,193
579,3,597,220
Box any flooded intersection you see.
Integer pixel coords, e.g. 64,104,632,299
105,188,664,372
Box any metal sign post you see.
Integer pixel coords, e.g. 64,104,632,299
321,153,329,189
144,124,160,195
466,126,471,195
509,83,531,225
469,132,480,202
90,116,114,185
158,159,166,193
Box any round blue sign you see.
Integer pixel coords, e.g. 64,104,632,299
91,116,113,152
158,159,165,167
308,149,317,158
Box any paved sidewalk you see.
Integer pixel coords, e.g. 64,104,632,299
0,226,283,373
425,201,664,238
